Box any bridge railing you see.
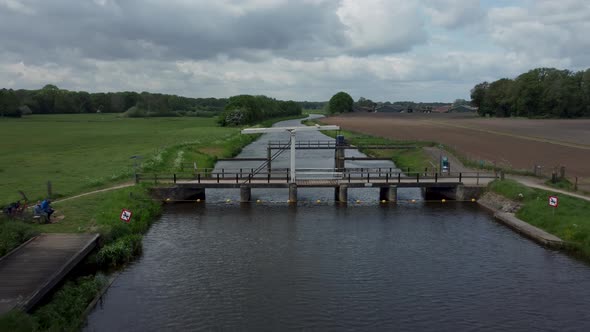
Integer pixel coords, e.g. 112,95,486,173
135,168,498,185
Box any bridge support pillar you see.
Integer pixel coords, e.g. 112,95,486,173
454,184,465,201
334,148,345,171
288,183,297,203
379,186,397,202
240,185,251,203
335,185,348,203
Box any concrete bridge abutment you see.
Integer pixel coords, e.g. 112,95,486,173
289,183,298,203
334,185,348,203
379,186,398,202
240,185,252,203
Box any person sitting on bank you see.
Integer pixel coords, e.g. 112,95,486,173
34,201,48,223
41,199,54,220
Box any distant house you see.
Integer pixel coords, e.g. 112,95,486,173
375,104,404,113
353,105,375,112
432,105,452,113
449,105,478,113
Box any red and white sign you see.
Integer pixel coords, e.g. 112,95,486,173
120,209,133,222
548,196,559,208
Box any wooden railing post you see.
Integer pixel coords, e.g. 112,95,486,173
174,173,176,184
435,173,438,183
198,173,201,184
236,174,239,184
398,173,401,183
459,172,462,182
386,173,389,183
217,173,220,183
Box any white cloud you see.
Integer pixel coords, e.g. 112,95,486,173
424,0,483,29
336,0,427,53
487,0,590,67
0,0,35,15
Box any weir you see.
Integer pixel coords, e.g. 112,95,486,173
142,126,496,203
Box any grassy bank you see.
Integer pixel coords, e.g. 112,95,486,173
304,119,434,171
489,179,590,259
0,113,304,330
0,275,106,332
0,114,246,204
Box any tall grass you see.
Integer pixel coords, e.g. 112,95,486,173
0,219,37,256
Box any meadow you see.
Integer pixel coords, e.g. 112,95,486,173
0,114,253,204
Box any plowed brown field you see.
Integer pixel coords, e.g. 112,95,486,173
322,113,590,188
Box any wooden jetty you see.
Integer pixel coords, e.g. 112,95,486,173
0,233,99,315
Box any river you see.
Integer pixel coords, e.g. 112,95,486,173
85,116,590,331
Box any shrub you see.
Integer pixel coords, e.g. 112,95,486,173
96,234,143,267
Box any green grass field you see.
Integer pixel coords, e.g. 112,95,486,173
0,114,251,204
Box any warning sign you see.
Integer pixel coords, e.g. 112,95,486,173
548,196,559,208
120,209,133,223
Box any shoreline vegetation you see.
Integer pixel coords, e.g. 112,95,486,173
2,113,590,330
0,113,306,331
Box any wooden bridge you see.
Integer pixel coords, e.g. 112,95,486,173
0,233,99,315
139,168,497,203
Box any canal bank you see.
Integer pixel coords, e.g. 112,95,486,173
82,116,590,331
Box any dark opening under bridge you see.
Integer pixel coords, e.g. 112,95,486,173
140,168,497,203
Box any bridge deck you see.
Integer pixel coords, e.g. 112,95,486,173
0,233,99,314
169,176,492,188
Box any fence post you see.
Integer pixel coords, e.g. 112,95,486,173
174,174,176,184
459,173,462,182
367,172,370,183
386,173,389,183
198,173,201,184
398,173,401,183
476,172,479,185
348,173,351,183
268,173,271,183
417,173,419,183
135,173,139,184
435,173,438,183
236,174,239,184
575,176,578,191
217,173,220,183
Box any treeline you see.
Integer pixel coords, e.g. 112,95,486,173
471,67,590,118
0,85,228,117
218,95,302,126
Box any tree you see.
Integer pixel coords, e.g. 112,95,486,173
0,89,21,117
328,92,353,114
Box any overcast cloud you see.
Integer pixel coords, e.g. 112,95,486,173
0,0,589,101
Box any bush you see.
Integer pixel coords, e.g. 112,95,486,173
96,234,143,267
33,275,106,331
122,106,147,118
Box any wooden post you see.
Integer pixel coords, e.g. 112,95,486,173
217,173,220,183
559,166,566,180
398,173,401,183
135,173,139,184
198,173,201,184
459,172,462,182
574,176,578,191
173,174,176,184
236,174,239,184
435,173,438,183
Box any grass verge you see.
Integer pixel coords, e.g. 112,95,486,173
489,179,590,260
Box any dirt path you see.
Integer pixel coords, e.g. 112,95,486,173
507,175,590,202
53,182,135,204
423,147,479,173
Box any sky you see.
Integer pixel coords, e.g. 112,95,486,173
0,0,589,102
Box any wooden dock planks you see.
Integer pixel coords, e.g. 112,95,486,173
0,233,99,315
